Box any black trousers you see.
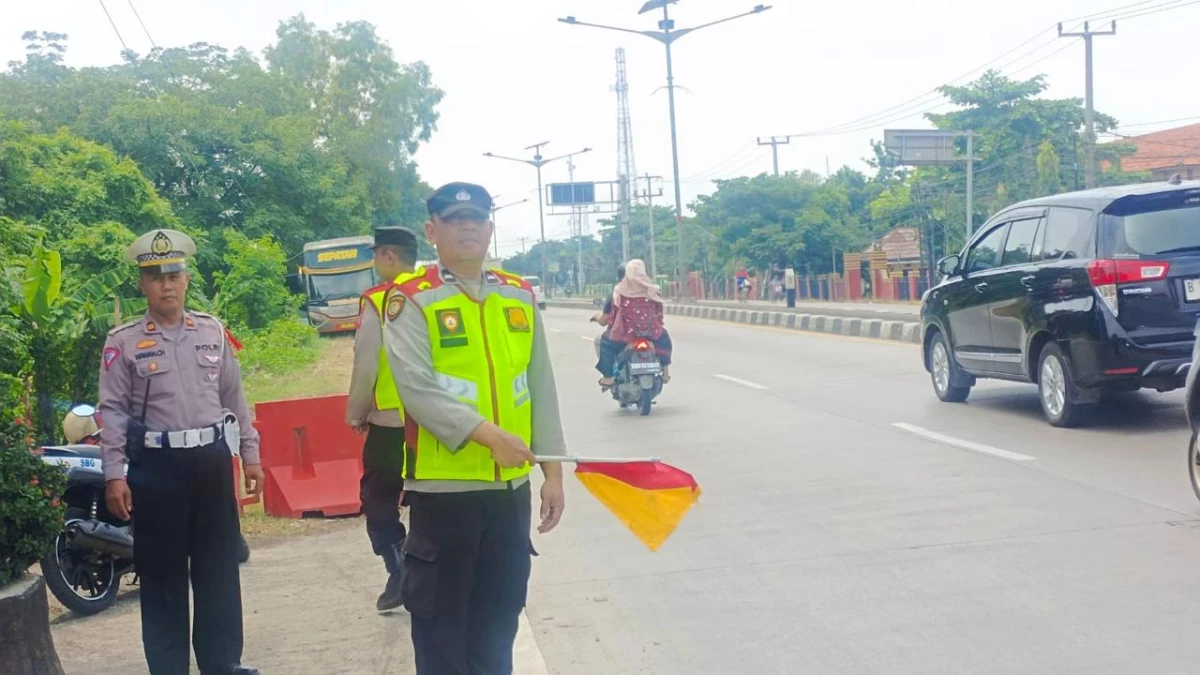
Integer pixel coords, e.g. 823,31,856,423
403,482,534,675
127,441,243,675
360,424,407,563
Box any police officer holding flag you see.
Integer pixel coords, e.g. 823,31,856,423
383,183,568,674
99,229,262,675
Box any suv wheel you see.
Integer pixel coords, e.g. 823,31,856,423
1037,343,1094,427
929,332,970,403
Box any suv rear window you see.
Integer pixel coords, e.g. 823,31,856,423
1040,207,1093,260
1104,189,1200,258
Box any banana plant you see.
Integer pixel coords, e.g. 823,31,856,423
12,242,131,440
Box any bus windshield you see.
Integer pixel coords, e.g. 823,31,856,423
307,269,376,304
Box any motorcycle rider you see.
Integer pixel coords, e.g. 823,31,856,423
592,263,624,380
597,259,673,387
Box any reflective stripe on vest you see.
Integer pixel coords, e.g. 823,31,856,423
366,287,404,417
400,266,535,483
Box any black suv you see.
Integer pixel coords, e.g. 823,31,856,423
921,179,1200,427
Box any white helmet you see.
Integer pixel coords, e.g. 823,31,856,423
62,404,100,444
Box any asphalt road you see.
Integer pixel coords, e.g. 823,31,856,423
528,307,1200,675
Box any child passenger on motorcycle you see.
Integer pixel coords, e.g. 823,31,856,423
596,259,673,387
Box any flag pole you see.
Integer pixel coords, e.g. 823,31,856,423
536,455,662,464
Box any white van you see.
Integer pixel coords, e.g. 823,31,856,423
523,276,546,309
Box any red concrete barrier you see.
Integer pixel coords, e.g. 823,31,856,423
254,394,363,519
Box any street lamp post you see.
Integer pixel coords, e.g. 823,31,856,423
484,143,592,290
559,1,772,297
489,197,529,260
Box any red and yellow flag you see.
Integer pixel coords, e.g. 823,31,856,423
574,461,701,551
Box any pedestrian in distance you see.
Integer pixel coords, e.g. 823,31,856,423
98,228,263,675
383,182,568,674
346,225,420,612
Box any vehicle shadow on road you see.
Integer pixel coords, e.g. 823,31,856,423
968,389,1189,434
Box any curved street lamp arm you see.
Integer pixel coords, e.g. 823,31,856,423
680,5,773,37
482,152,534,166
542,148,593,166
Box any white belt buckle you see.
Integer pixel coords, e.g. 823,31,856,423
186,429,201,447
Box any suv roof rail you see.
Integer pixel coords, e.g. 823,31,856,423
1167,172,1183,185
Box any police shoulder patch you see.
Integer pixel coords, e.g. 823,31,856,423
505,306,531,332
385,290,406,321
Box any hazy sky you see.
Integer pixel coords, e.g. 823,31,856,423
3,0,1196,256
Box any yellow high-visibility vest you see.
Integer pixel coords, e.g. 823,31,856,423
364,284,404,417
393,265,535,482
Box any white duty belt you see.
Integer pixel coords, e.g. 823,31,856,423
143,427,221,449
143,412,241,456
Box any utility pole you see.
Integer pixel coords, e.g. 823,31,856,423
517,236,531,255
614,48,637,262
639,173,664,279
568,156,585,293
1059,20,1115,190
483,143,592,289
559,1,773,297
756,136,791,176
966,132,975,238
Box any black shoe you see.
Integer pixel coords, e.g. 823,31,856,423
376,572,404,612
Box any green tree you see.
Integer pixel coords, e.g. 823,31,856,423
213,232,296,331
1036,139,1063,197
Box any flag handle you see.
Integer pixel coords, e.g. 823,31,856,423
535,455,662,464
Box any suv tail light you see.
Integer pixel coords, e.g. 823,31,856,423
1086,259,1170,316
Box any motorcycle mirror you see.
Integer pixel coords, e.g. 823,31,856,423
70,404,97,417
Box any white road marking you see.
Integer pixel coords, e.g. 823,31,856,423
550,328,562,333
514,610,550,675
713,374,769,390
580,336,595,342
891,423,1036,462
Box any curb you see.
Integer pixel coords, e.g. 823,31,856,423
546,301,923,345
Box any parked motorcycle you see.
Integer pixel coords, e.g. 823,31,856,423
38,404,251,616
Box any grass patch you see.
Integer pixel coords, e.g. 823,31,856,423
238,501,350,539
244,333,355,406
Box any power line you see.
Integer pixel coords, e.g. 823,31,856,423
789,0,1199,140
126,0,158,49
96,0,129,53
1118,115,1200,129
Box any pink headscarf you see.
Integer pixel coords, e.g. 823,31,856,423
613,259,662,304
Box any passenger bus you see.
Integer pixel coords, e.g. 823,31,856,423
297,236,378,334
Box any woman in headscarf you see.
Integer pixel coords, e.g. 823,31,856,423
597,258,673,387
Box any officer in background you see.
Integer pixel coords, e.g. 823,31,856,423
99,229,263,675
384,183,567,674
346,225,419,612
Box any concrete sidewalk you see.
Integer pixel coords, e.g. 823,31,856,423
50,522,418,675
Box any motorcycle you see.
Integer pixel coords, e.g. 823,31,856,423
38,404,251,616
593,331,665,416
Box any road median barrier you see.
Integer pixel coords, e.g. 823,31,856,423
545,299,922,345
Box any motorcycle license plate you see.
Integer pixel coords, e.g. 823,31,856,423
629,361,661,373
